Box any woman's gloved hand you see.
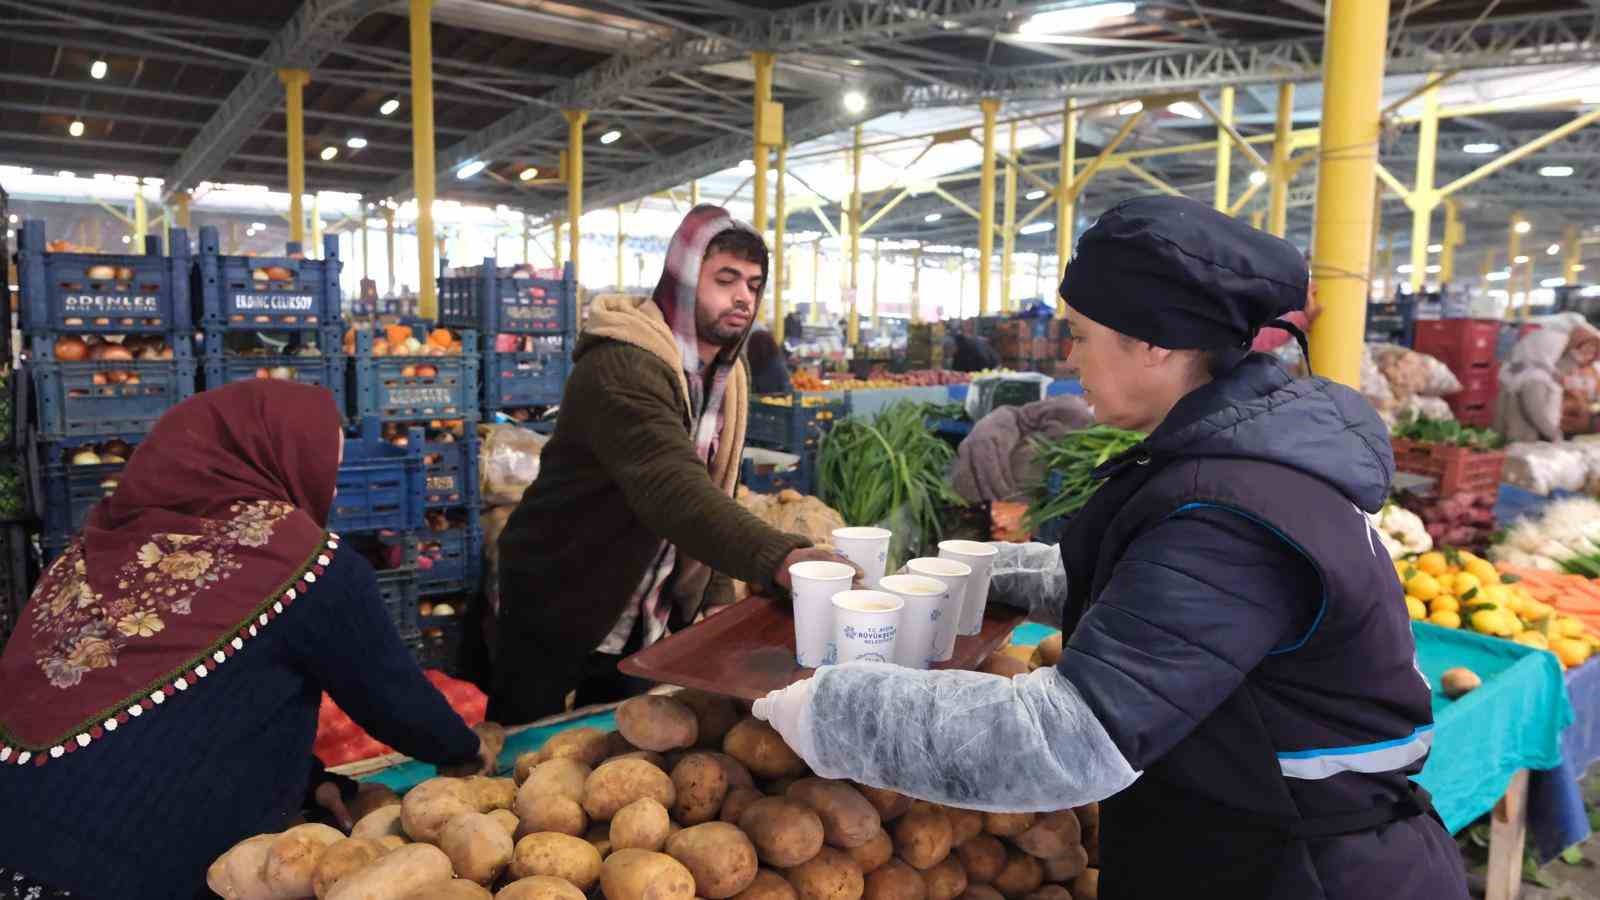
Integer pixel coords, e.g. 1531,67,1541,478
753,676,822,769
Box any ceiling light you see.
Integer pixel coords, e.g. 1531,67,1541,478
1020,221,1055,235
1543,277,1568,288
924,212,943,223
600,129,622,145
1167,101,1203,120
1540,165,1575,177
89,59,107,80
1396,264,1414,274
1549,243,1562,256
346,136,367,149
57,171,75,179
1118,100,1143,116
1025,189,1047,201
1487,271,1510,281
1425,264,1441,274
520,167,539,181
1515,220,1532,234
6,214,14,223
1019,2,1135,35
1249,170,1267,186
1577,264,1588,272
1463,142,1499,155
320,146,338,161
121,235,131,244
842,90,867,114
68,120,84,137
379,98,400,116
455,160,487,180
251,222,267,230
1427,243,1442,253
1515,254,1530,264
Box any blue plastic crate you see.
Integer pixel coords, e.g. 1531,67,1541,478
481,335,570,410
439,259,576,335
417,525,482,597
201,329,348,413
422,435,479,509
739,456,817,495
350,329,480,423
16,221,192,336
328,419,424,535
377,566,420,642
30,336,197,441
29,437,137,543
1366,299,1417,346
746,392,847,455
413,614,465,674
195,225,342,330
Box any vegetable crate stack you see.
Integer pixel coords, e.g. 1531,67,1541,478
330,417,427,647
1412,319,1501,428
1365,298,1417,347
15,220,197,559
438,258,576,427
192,226,349,417
1391,417,1507,554
743,392,849,494
906,322,947,370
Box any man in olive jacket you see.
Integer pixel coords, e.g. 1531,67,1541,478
489,205,851,723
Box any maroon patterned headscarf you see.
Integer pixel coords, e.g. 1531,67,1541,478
0,381,343,763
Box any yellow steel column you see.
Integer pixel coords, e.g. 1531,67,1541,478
383,207,395,295
1564,224,1583,283
361,204,370,281
615,206,625,289
1056,98,1077,306
133,178,148,252
773,142,788,343
522,214,531,265
1250,210,1265,231
979,98,999,315
848,124,863,346
279,68,309,245
1480,250,1495,288
1309,0,1389,387
912,242,923,323
553,217,563,269
1001,122,1018,313
810,240,821,325
690,180,700,207
1440,199,1460,283
751,52,775,233
227,220,238,255
870,240,881,331
175,192,191,232
1268,83,1294,237
564,110,588,283
1408,75,1440,293
1213,86,1235,212
407,0,437,317
311,192,323,258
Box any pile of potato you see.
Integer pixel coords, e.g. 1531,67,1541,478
209,677,1096,900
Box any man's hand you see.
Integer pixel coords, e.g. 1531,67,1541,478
313,781,355,830
438,736,498,777
774,548,864,592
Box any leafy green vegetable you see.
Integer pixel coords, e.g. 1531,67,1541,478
1392,413,1506,450
1024,427,1145,528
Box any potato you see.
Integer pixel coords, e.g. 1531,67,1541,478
734,869,800,900
787,780,881,850
1022,888,1071,900
990,850,1042,899
618,695,700,752
509,832,604,889
350,785,402,822
601,848,698,900
399,879,493,900
1012,812,1079,861
468,776,519,812
210,834,277,900
1072,868,1097,900
674,753,733,825
583,758,677,821
980,814,1033,839
766,776,804,797
538,727,611,767
609,750,669,770
855,786,913,823
955,837,1006,884
944,810,984,846
722,787,767,825
402,778,479,843
495,875,588,900
893,808,953,871
739,797,826,868
844,829,893,875
488,808,520,837
1039,845,1087,884
313,838,388,900
922,857,967,900
723,719,807,781
517,795,589,839
520,759,593,806
998,644,1035,665
265,823,345,898
783,846,865,900
708,752,757,790
514,752,542,786
1035,634,1063,667
441,812,515,884
1071,804,1098,847
603,729,640,760
675,689,743,748
353,805,406,841
956,889,1004,900
863,859,926,900
978,656,1029,679
326,843,454,900
375,835,408,851
611,797,672,852
666,822,760,899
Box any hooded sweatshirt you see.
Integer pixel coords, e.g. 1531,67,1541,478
1498,329,1569,442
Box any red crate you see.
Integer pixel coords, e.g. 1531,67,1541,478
1451,363,1500,400
1391,438,1505,497
1414,319,1500,372
1449,402,1495,428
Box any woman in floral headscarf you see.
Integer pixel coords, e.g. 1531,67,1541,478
0,381,492,900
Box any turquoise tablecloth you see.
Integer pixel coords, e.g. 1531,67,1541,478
359,711,618,793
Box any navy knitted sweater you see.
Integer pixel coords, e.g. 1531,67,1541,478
0,549,479,899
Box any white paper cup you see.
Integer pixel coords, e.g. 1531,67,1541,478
789,560,856,667
831,590,904,665
878,574,949,669
905,557,973,662
831,526,893,588
939,540,1000,636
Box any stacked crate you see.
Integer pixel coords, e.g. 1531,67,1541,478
16,221,196,560
440,259,577,426
1366,298,1417,347
331,418,427,646
1413,319,1500,427
907,322,948,370
994,318,1068,375
741,392,849,494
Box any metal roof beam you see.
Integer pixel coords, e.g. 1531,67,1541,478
161,0,392,201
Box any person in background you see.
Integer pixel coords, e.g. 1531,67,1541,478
951,331,1000,372
1559,323,1600,434
783,310,806,348
490,205,855,725
746,328,792,394
0,381,495,900
1498,323,1600,442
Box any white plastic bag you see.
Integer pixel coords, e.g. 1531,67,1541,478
479,424,547,506
1504,442,1589,495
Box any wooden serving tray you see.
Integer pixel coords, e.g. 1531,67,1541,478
619,594,1027,701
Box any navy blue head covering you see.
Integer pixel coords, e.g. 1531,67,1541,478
1060,195,1309,361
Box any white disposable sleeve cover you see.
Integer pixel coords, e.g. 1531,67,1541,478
987,541,1069,625
805,662,1140,813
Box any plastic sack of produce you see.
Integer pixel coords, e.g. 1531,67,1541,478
313,670,487,766
479,423,546,506
1371,343,1461,398
1394,394,1455,423
1504,441,1590,495
1361,343,1396,413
